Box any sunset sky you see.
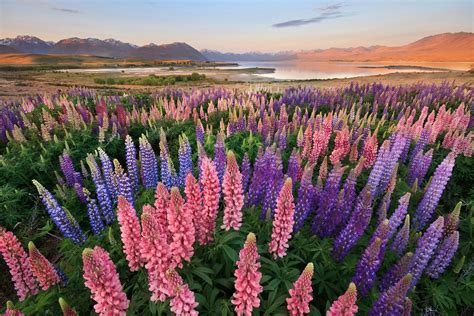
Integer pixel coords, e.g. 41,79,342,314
1,0,472,52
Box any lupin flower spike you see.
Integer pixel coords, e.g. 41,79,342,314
327,282,358,316
28,241,60,290
117,196,143,271
222,150,245,231
286,263,314,316
200,157,221,244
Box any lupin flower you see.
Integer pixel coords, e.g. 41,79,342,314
33,180,86,245
414,153,455,229
196,118,205,144
443,201,461,237
159,137,173,189
214,132,226,183
222,151,245,231
184,174,205,244
178,134,193,188
426,231,459,279
98,147,117,200
352,237,382,296
370,274,413,316
114,159,134,205
166,270,199,316
407,148,433,187
168,187,195,268
141,205,171,302
327,283,358,316
294,164,315,232
3,301,24,316
139,135,159,189
0,227,38,301
59,151,81,187
318,156,328,180
332,187,373,262
117,196,143,271
28,241,60,290
232,233,263,316
391,215,411,256
403,298,412,316
125,135,139,192
59,297,78,316
287,149,301,184
409,216,444,287
200,157,221,244
362,132,378,168
338,159,364,228
154,182,170,241
269,178,295,258
286,263,314,316
84,189,106,235
366,140,391,196
241,153,251,194
82,247,129,315
86,155,114,224
387,193,411,238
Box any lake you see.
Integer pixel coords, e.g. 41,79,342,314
60,60,472,81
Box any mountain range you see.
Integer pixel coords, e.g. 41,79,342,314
0,32,472,62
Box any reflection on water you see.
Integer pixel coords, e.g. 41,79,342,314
232,61,472,80
60,61,472,80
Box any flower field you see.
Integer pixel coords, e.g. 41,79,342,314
0,83,472,315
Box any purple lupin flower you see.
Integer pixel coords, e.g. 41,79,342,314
370,274,413,316
59,151,78,187
380,252,414,292
33,180,86,245
278,126,287,151
376,164,398,224
159,129,173,188
196,119,205,144
339,160,364,228
352,236,382,297
178,134,193,188
332,187,373,262
139,135,159,189
391,215,410,257
407,149,433,187
387,193,411,238
98,147,117,201
409,216,444,287
74,183,87,204
247,147,268,206
286,149,300,185
403,298,412,316
125,135,139,192
425,231,459,279
414,154,455,230
378,133,405,195
409,127,430,163
312,165,345,237
263,149,284,219
86,155,114,224
241,153,251,194
293,164,315,232
84,189,106,235
113,159,134,205
444,202,461,238
367,140,391,196
214,132,226,184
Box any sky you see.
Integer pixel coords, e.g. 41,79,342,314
0,0,472,52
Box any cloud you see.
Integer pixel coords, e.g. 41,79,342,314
272,2,346,28
51,6,80,14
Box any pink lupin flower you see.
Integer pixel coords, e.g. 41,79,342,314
184,173,205,244
4,301,24,316
154,182,171,242
141,205,172,302
362,132,378,169
330,127,350,165
28,241,60,290
327,282,359,316
82,246,129,315
166,270,199,316
168,187,195,268
200,157,221,244
319,156,328,180
269,178,295,258
222,151,244,231
232,233,263,316
59,297,79,316
286,263,314,316
117,195,143,271
0,227,38,301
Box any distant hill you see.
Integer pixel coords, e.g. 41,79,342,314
130,42,207,61
0,36,207,61
201,50,295,62
0,44,21,54
296,32,474,62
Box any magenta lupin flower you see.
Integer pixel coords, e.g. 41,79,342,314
0,227,38,301
200,157,221,244
184,173,205,245
286,263,314,316
28,241,60,290
269,178,295,258
232,233,263,316
117,195,143,271
327,282,358,316
82,246,129,315
168,187,195,268
166,270,199,316
222,151,245,231
140,205,171,302
4,301,24,316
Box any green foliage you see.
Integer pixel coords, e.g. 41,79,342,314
94,73,207,86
